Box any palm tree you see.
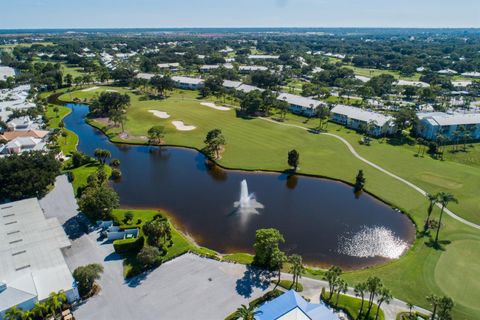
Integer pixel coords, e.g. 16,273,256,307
434,192,458,244
354,282,368,317
31,302,48,319
47,290,67,317
406,301,414,317
375,288,392,320
424,193,438,231
4,306,24,320
426,294,440,320
289,254,305,291
234,304,259,320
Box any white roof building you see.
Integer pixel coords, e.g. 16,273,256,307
277,93,324,117
331,105,394,127
239,66,268,72
461,71,480,78
248,54,280,60
157,62,180,69
0,66,15,81
135,73,156,80
222,80,243,89
0,199,79,317
394,80,430,88
236,84,264,93
0,85,35,122
438,69,458,75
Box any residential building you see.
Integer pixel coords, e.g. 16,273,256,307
248,54,280,60
135,73,156,80
0,199,79,318
171,76,204,90
236,84,264,94
438,69,458,75
461,71,480,78
157,63,180,71
239,66,268,73
199,64,233,73
394,80,430,88
0,130,49,141
0,136,47,155
222,80,243,90
0,85,35,122
277,93,324,117
255,290,339,320
331,105,396,136
416,112,480,140
6,116,38,131
0,66,15,81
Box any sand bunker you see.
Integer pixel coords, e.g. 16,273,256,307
201,102,231,111
106,89,118,92
149,110,170,119
171,120,196,131
81,86,99,92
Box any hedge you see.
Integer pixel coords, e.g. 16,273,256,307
113,236,145,254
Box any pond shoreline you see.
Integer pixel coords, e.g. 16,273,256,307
49,92,417,270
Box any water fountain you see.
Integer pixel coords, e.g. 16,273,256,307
234,179,264,214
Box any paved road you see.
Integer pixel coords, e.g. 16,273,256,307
259,117,480,230
65,234,272,320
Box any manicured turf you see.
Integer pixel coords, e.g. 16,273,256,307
323,292,385,320
57,86,480,319
223,253,254,264
45,104,78,155
434,240,480,311
110,209,218,277
344,65,422,81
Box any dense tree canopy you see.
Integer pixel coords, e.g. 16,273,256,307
0,152,60,201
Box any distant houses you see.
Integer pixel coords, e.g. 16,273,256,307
277,93,324,117
248,54,280,60
157,62,180,72
416,112,480,140
331,105,395,136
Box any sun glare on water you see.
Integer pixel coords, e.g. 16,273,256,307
338,226,408,259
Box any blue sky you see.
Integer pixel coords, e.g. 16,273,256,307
1,0,479,29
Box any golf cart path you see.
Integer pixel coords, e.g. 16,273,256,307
259,117,480,230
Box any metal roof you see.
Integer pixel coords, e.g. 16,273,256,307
277,93,324,109
0,198,75,304
331,105,393,126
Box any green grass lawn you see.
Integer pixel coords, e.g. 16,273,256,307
323,292,385,320
110,209,218,277
45,103,78,155
56,86,480,319
343,65,422,81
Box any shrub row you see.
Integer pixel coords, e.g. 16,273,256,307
113,236,145,254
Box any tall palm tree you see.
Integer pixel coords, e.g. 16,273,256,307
289,254,305,291
4,306,24,320
375,288,392,320
234,304,260,320
424,193,438,231
426,294,440,320
434,192,458,244
354,282,368,317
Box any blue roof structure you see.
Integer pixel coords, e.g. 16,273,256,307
255,290,340,320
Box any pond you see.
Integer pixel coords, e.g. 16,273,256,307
65,103,415,269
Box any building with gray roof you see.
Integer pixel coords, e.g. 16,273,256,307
0,198,79,318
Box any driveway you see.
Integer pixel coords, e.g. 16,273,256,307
64,230,271,320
